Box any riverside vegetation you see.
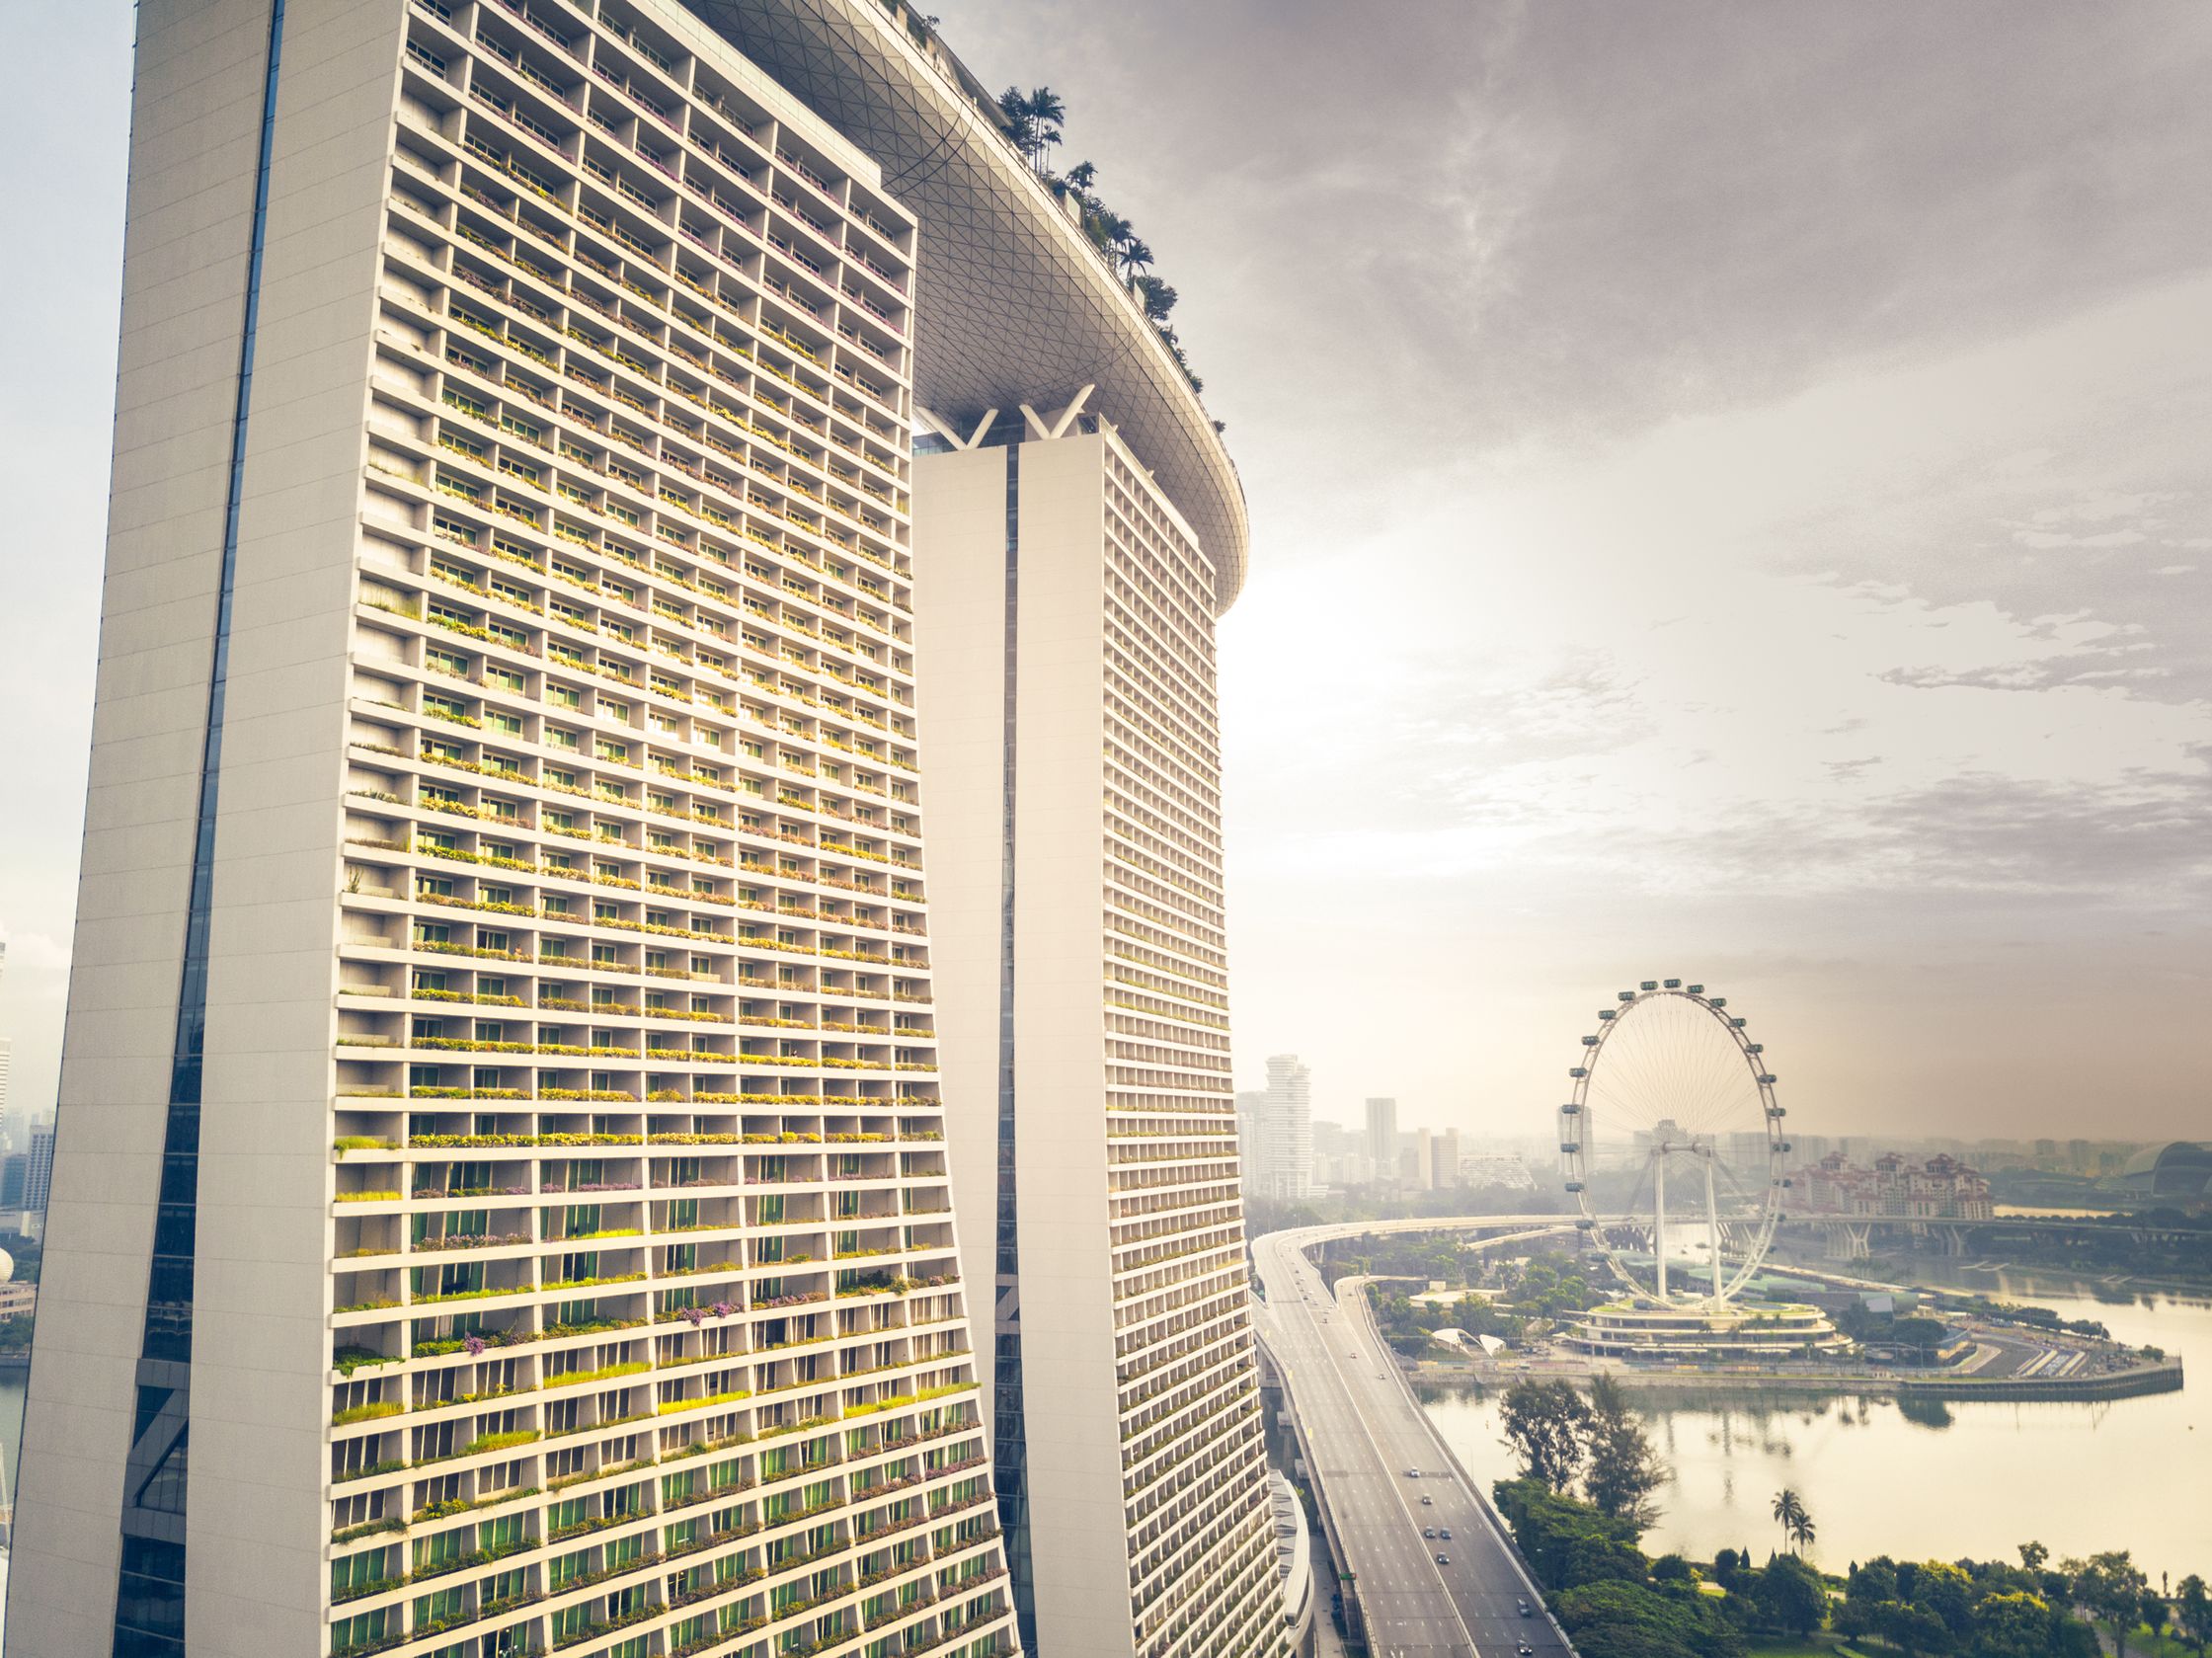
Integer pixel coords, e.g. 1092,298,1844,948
1491,1377,2212,1657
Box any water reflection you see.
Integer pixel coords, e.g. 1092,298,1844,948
1424,1265,2210,1580
1893,1393,1953,1430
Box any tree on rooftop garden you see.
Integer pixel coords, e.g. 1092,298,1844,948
1133,275,1178,324
1086,206,1132,259
1021,86,1065,166
994,86,1065,172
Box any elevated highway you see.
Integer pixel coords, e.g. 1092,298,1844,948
1252,1220,1578,1657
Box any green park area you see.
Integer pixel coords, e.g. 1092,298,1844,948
1485,1375,2211,1657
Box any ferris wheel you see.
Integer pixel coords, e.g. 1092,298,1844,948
1558,980,1789,1306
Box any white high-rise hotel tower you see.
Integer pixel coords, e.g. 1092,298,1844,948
9,2,1273,1658
916,409,1281,1658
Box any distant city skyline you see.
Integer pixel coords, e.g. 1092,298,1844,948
7,2,2212,1146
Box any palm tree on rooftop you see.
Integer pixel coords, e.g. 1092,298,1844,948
1023,86,1066,170
1087,206,1131,259
995,86,1035,161
996,86,1064,172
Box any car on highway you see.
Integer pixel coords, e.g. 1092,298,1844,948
1422,1527,1435,1539
1517,1645,1535,1656
1404,1468,1419,1477
1420,1495,1433,1506
1518,1598,1533,1617
1435,1552,1450,1564
1439,1527,1452,1540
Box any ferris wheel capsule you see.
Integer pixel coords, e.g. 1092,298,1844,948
1662,979,1681,988
1639,980,1658,991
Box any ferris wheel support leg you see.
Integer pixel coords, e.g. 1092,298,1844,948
1653,1154,1668,1302
1704,1154,1723,1305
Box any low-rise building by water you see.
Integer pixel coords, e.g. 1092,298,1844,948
1562,1299,1850,1360
1796,1150,1994,1220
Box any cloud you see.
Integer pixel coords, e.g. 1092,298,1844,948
0,929,71,978
1851,764,2212,899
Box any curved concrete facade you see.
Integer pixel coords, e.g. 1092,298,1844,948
680,0,1251,609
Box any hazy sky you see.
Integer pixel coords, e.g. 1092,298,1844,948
1,3,2207,1147
939,0,2212,1142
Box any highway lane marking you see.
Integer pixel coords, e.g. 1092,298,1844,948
1265,1242,1484,1656
1333,1267,1574,1655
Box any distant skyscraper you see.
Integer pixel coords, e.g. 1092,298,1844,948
1431,1129,1461,1189
1262,1056,1314,1202
23,1119,52,1223
1364,1097,1397,1178
1237,1089,1267,1193
0,936,13,1152
1403,1139,1432,1191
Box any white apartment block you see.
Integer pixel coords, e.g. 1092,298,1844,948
1257,1057,1311,1205
914,410,1285,1658
13,3,1018,1656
